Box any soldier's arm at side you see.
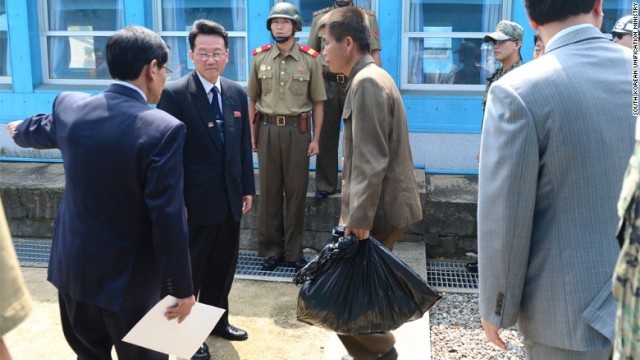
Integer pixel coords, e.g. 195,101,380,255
308,100,323,157
249,97,259,152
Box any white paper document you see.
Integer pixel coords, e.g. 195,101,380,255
123,295,225,359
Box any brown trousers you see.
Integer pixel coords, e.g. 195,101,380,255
337,226,407,360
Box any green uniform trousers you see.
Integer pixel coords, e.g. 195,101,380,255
257,120,310,261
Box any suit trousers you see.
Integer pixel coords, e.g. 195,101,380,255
523,339,612,359
337,227,407,360
315,79,346,194
188,212,240,329
58,291,165,360
257,122,310,261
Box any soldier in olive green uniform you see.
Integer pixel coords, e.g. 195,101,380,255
307,0,381,199
247,3,326,272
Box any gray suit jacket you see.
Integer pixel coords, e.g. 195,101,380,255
478,25,635,351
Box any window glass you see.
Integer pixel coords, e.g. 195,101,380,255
0,0,9,79
403,0,505,88
43,0,124,81
159,0,247,82
603,0,633,35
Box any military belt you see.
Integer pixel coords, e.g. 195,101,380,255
323,71,348,84
264,115,300,126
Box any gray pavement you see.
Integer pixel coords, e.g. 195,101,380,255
3,241,431,360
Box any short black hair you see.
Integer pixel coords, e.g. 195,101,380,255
524,0,596,26
189,19,229,50
106,26,168,81
319,7,371,53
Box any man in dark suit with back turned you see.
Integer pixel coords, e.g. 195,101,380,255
6,26,195,360
157,19,255,358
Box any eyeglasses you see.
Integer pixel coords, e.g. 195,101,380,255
492,39,517,46
163,65,174,74
196,52,227,61
612,32,629,40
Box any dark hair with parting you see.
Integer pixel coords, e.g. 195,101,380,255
189,19,229,50
523,0,596,26
106,26,168,81
318,7,371,53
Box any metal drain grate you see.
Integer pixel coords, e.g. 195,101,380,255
426,260,478,293
14,239,51,267
14,239,478,291
12,239,302,283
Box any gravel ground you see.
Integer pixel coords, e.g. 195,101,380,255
430,293,525,359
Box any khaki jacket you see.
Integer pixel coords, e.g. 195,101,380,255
340,55,422,233
0,199,32,336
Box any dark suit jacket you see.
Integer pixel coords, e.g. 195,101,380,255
157,72,255,225
13,84,193,312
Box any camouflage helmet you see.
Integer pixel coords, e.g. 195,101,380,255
612,15,633,34
267,2,302,32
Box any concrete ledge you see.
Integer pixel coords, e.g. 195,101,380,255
0,162,479,257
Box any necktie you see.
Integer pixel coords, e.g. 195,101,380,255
211,87,224,142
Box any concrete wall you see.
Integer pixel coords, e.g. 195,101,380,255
0,163,479,258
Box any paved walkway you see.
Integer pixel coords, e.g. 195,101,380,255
4,242,430,360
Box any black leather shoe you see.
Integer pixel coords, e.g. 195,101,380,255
211,324,248,341
465,261,478,274
261,256,284,271
191,343,210,360
378,346,398,360
315,190,335,199
286,258,308,271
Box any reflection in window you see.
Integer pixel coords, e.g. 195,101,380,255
44,0,124,81
405,0,504,87
159,0,247,82
0,0,9,79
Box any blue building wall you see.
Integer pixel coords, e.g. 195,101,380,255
0,1,626,173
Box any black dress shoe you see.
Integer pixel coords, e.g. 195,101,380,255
286,258,308,271
465,261,478,274
261,256,284,271
378,346,398,360
211,324,248,341
191,343,210,360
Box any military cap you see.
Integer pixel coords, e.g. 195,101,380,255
484,20,524,42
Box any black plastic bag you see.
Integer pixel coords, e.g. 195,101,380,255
293,231,441,335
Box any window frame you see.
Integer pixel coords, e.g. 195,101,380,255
0,1,10,84
154,0,249,85
39,0,121,85
400,0,512,91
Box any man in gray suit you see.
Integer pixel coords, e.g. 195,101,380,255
478,0,635,358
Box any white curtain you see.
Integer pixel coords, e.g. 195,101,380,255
230,0,246,81
408,0,424,84
162,0,187,79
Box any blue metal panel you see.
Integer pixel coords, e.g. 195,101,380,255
377,0,400,81
404,95,483,133
247,1,271,61
6,0,37,92
123,0,147,26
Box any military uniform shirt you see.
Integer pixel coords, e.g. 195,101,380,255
307,6,381,69
247,43,326,116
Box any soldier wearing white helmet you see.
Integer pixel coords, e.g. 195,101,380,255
612,15,633,49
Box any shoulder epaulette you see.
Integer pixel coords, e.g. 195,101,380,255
299,45,320,58
313,7,332,16
252,44,272,56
